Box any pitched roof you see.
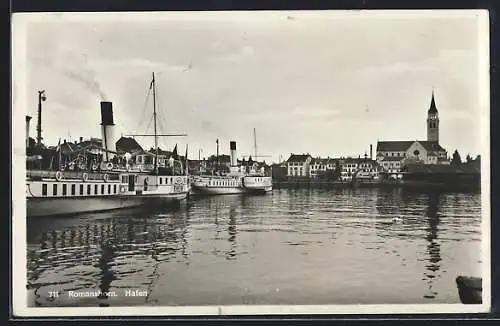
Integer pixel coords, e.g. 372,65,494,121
78,138,102,149
60,141,78,154
377,140,446,153
311,158,334,165
116,137,143,153
379,156,405,162
207,154,231,162
287,154,312,162
428,92,438,114
342,157,376,164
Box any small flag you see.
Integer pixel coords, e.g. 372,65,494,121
185,144,188,176
172,144,179,160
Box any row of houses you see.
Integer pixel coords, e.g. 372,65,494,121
279,139,452,182
282,153,382,182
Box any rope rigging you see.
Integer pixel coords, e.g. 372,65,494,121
134,80,154,134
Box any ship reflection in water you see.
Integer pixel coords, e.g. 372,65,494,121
26,188,482,306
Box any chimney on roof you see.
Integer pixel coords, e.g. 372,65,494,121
64,139,67,143
80,136,83,143
370,144,373,160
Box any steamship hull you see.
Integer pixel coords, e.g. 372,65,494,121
27,196,144,218
242,176,273,193
190,185,247,196
137,192,188,203
189,176,272,196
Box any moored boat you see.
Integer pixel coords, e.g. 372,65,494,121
25,74,189,217
26,169,144,217
190,140,272,196
122,72,190,204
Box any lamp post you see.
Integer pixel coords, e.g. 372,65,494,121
36,90,47,146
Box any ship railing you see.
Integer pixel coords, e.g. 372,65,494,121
26,169,120,181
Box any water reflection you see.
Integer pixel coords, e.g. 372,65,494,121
227,204,238,260
27,189,481,306
27,206,191,306
96,239,116,304
423,193,442,300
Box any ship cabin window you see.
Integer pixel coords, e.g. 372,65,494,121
108,184,111,194
42,184,47,196
94,184,98,195
63,184,67,196
53,184,57,196
114,184,117,193
159,177,163,185
170,177,173,184
87,184,91,195
101,184,105,194
71,184,76,195
79,184,84,195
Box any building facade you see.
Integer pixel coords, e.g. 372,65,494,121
310,157,336,178
340,157,381,181
286,154,313,177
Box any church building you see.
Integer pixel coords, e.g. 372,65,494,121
376,91,450,173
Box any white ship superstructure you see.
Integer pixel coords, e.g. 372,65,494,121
26,78,189,217
190,140,272,195
26,170,143,217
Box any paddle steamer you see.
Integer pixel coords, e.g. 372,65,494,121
26,73,189,217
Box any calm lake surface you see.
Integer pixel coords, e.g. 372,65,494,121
26,188,483,307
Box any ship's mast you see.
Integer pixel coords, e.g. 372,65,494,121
253,128,257,161
152,72,158,175
125,73,188,175
216,138,219,172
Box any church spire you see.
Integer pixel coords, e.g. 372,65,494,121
428,90,438,114
427,89,439,143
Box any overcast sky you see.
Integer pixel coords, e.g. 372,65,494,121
23,11,488,163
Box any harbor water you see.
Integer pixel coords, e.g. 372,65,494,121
26,188,482,306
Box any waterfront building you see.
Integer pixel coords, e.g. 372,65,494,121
286,154,313,177
340,156,381,182
376,91,450,174
310,157,336,179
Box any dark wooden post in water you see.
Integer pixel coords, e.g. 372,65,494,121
456,276,482,304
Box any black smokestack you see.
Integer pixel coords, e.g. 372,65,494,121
100,101,114,126
230,141,237,166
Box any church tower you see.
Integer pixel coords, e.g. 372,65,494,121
427,91,439,143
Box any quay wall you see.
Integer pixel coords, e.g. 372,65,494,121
272,176,481,193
